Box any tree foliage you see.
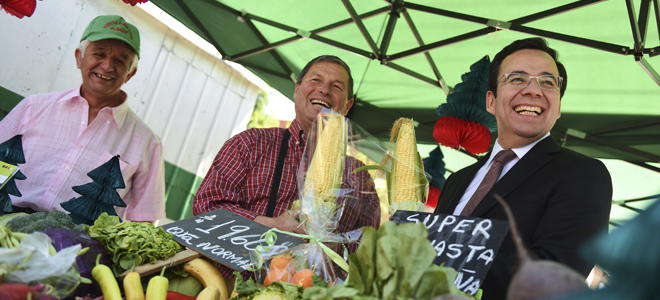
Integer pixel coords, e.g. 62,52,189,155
247,90,280,129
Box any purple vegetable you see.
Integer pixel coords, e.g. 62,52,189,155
42,228,112,299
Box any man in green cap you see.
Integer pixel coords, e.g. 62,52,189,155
0,15,166,223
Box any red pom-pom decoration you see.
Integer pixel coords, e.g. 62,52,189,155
121,0,149,6
0,0,36,18
433,116,491,155
425,186,441,210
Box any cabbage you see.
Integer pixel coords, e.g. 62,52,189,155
43,228,112,299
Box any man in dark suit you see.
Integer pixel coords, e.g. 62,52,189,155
434,38,612,300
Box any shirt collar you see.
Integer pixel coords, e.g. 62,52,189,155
59,85,130,128
289,119,306,144
489,132,551,164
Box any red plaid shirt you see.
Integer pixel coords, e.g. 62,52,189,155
193,120,380,278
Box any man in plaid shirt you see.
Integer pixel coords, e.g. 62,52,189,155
193,55,381,280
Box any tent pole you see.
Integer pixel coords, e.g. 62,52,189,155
626,0,644,52
402,9,449,95
556,125,660,162
636,0,652,44
341,0,381,59
379,0,404,57
387,0,608,61
241,15,293,76
174,0,227,57
636,56,660,86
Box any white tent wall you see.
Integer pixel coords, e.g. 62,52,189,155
0,0,261,220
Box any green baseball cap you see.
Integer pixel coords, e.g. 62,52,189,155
80,15,141,58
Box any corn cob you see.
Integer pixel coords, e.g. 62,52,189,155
389,118,425,204
304,113,346,203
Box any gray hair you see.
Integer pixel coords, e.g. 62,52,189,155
78,39,139,72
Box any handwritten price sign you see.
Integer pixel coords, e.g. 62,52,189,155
390,210,509,296
160,209,303,271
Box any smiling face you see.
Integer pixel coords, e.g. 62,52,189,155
294,61,354,135
487,49,562,148
75,39,137,105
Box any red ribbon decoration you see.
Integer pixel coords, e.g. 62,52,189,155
433,116,492,155
0,0,36,19
425,186,442,210
121,0,149,6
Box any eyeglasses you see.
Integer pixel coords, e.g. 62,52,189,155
500,73,563,90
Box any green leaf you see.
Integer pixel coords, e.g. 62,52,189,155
312,274,329,288
347,253,365,293
375,236,397,282
377,221,399,237
270,281,303,300
415,264,464,300
352,165,381,173
397,235,436,298
354,226,377,295
233,271,261,296
326,285,359,297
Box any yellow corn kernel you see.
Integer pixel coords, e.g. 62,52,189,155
311,114,344,199
391,118,420,203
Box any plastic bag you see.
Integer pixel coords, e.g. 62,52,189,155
381,118,429,214
0,232,85,299
252,109,385,286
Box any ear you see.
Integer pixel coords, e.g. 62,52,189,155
294,82,301,96
486,90,496,115
125,67,138,83
342,98,354,116
75,48,82,69
557,98,561,119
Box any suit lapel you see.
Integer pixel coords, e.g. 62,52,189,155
470,137,562,217
436,154,489,214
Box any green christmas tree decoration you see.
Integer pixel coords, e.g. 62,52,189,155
435,55,496,131
0,135,27,215
61,155,126,225
433,55,495,155
422,146,446,190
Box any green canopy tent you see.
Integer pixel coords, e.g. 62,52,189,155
149,0,660,226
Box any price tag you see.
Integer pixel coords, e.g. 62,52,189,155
390,210,509,296
160,209,304,271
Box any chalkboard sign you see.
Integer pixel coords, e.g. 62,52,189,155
390,210,509,296
161,209,304,271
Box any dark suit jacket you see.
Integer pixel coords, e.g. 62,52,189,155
434,137,612,300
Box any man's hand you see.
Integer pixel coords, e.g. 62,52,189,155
254,210,305,234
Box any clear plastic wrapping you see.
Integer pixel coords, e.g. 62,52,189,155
382,117,429,215
253,109,386,286
0,232,85,299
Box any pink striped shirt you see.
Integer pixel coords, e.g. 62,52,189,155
0,87,166,222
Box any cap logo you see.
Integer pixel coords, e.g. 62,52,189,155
103,21,133,40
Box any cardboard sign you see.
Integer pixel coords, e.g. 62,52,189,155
160,209,304,271
390,210,509,296
0,160,18,190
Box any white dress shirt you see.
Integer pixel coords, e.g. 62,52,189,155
452,133,551,215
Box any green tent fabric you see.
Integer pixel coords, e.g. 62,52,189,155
149,0,660,225
149,0,660,160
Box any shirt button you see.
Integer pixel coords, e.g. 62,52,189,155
65,166,69,170
81,121,85,124
107,121,110,125
51,188,56,192
72,109,76,112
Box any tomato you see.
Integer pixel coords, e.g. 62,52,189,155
269,254,295,275
291,269,315,289
264,267,292,286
